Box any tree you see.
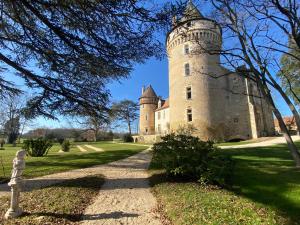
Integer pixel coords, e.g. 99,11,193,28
189,0,300,166
111,100,139,135
77,109,111,142
0,1,182,119
3,117,20,144
0,94,33,144
278,40,300,107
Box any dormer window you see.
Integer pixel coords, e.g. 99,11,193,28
187,21,192,27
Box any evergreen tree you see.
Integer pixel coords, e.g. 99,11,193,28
0,1,180,118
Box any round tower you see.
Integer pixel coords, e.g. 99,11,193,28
167,1,226,140
139,85,158,135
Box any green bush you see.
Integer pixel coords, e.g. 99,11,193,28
122,133,133,143
23,138,53,157
61,140,71,152
152,133,234,186
57,138,65,145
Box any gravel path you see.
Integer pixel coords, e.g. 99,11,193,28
84,145,104,152
220,135,300,149
81,148,161,225
0,147,161,224
77,145,88,152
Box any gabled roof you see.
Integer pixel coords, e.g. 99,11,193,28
141,85,157,98
156,98,169,111
180,0,204,22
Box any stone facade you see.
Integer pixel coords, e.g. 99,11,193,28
137,1,275,142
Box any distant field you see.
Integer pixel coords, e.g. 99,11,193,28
0,141,148,182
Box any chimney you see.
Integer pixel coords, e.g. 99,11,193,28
158,98,162,108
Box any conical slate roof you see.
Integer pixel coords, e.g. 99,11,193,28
141,85,157,98
181,0,203,22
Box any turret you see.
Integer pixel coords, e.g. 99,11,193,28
139,85,158,135
166,1,226,140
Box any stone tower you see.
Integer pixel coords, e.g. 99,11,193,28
166,1,227,140
139,85,158,135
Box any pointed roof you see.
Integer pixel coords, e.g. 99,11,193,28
181,0,203,22
140,85,157,98
155,98,169,111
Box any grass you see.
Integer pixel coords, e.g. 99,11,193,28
0,175,104,225
149,141,300,225
0,142,148,182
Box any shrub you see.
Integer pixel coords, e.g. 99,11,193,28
23,138,53,157
57,138,65,145
61,140,71,152
122,133,133,143
152,133,234,186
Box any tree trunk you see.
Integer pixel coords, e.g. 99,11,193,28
254,74,300,167
128,121,132,135
267,73,300,135
273,108,300,167
275,83,300,135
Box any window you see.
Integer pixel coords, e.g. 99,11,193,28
145,113,148,121
187,108,193,122
186,86,192,100
158,112,161,120
145,128,148,133
184,44,189,54
157,124,161,134
234,118,239,123
185,63,190,76
187,21,191,27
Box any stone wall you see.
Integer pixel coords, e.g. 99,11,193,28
133,135,162,144
155,108,170,135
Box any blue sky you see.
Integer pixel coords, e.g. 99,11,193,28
1,0,295,132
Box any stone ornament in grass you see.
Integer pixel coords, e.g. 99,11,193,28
5,150,26,219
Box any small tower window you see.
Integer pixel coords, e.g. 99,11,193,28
146,113,148,121
184,44,189,55
187,108,193,122
145,128,148,133
186,86,192,100
185,63,190,76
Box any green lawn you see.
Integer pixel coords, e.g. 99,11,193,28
0,142,148,182
150,142,300,225
0,175,104,224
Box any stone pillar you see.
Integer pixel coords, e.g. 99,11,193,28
5,150,26,219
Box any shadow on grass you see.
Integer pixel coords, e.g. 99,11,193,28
21,149,144,177
26,211,139,222
149,143,300,224
224,145,300,224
